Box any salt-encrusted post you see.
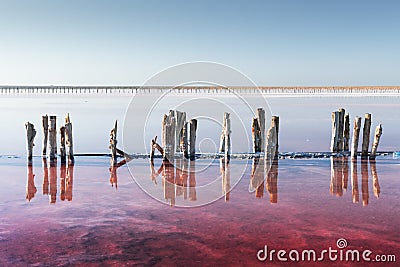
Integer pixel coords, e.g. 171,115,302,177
337,108,345,151
162,112,176,162
109,120,118,166
60,126,66,165
65,113,74,164
351,116,362,158
49,116,57,162
369,124,382,160
181,122,188,159
25,122,36,163
252,118,261,153
272,116,279,158
361,113,372,158
257,108,265,152
189,119,197,160
343,113,350,151
219,112,230,154
175,111,186,152
331,111,340,153
42,115,48,157
266,116,279,160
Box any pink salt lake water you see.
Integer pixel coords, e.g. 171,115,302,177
0,93,399,266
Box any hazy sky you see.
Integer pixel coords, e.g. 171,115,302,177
0,0,399,86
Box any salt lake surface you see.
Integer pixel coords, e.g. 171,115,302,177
0,92,399,266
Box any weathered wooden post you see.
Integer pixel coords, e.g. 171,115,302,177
150,136,164,161
361,113,371,158
272,116,279,158
266,117,279,160
351,116,362,158
25,122,36,163
65,113,74,163
257,108,265,152
189,119,197,160
42,115,48,157
60,126,66,165
175,110,186,152
337,108,345,151
369,124,382,160
181,122,188,159
219,112,230,154
252,118,262,153
162,113,176,162
49,116,57,162
109,120,118,166
343,113,350,151
331,111,340,153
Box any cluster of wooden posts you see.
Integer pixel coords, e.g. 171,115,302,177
150,110,198,162
331,108,382,159
25,114,74,165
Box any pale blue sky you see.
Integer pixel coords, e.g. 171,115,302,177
0,0,399,85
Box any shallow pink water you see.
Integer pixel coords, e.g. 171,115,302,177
0,156,399,266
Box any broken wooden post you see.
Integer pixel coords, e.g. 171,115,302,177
42,115,48,157
343,113,350,151
189,119,197,160
219,112,231,155
257,108,265,152
252,118,261,153
109,120,118,166
351,116,362,158
162,113,176,162
65,113,74,163
150,136,164,161
337,108,345,151
361,113,372,158
266,117,278,160
175,110,186,152
331,111,340,152
272,116,279,158
49,115,57,162
25,122,36,163
60,126,66,165
369,124,382,160
181,122,188,159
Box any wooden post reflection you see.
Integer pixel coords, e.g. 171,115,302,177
220,157,230,202
162,161,175,206
251,157,264,198
361,160,369,206
60,165,66,201
189,160,197,201
175,159,189,200
65,164,74,201
26,164,37,201
266,158,278,203
109,165,117,188
42,158,49,195
330,157,343,196
370,160,380,198
342,157,349,191
351,159,359,203
49,162,57,204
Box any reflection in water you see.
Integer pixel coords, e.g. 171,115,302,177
250,157,264,198
26,164,37,201
42,158,49,195
49,163,57,204
331,157,381,206
175,159,189,200
189,160,196,201
266,159,278,204
26,159,74,204
361,160,369,206
109,158,130,189
250,157,278,203
351,159,359,203
163,161,175,206
220,158,230,202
